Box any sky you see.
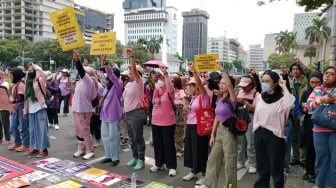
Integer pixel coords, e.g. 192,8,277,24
74,0,306,52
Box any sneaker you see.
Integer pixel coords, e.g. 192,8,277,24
196,176,205,185
2,140,11,145
15,145,29,152
168,169,177,177
8,144,20,150
150,165,165,172
248,166,257,174
134,160,145,170
54,124,59,130
237,163,244,170
198,185,208,188
176,152,183,157
93,140,101,148
82,152,95,160
73,150,85,158
126,158,138,167
182,172,196,181
48,123,53,128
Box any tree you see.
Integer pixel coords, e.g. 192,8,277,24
276,30,298,54
257,0,332,12
137,36,163,59
174,52,186,73
304,45,317,65
305,17,331,60
127,41,149,65
232,59,243,73
267,53,295,69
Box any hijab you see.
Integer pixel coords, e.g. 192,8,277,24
10,68,25,84
261,70,284,104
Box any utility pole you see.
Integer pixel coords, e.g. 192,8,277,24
329,0,336,66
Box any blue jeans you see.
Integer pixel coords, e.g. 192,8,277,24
284,118,293,172
313,131,336,187
28,109,50,151
101,121,121,161
10,104,29,147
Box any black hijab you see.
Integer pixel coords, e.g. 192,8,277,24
10,68,25,84
261,70,284,104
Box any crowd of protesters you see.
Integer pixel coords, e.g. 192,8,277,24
0,49,335,188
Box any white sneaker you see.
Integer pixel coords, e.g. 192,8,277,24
168,169,177,177
248,166,257,174
195,176,205,185
82,152,95,160
183,172,196,181
237,163,244,170
176,152,183,157
54,124,59,130
73,150,85,158
93,140,101,148
149,165,165,172
48,123,53,128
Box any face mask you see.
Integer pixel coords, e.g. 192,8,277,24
261,83,271,92
155,80,164,89
28,70,36,79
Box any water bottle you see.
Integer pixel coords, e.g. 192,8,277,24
131,172,136,188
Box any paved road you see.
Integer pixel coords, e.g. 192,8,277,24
0,111,315,187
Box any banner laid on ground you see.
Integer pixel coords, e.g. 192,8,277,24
50,6,85,51
90,32,116,55
0,156,34,181
194,53,219,72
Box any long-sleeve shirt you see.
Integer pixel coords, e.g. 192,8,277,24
253,91,295,138
306,85,336,133
100,66,123,122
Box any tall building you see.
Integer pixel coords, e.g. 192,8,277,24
293,12,319,42
74,4,114,44
123,6,177,55
247,44,265,71
182,9,209,61
229,38,240,58
123,0,166,11
0,0,74,42
263,33,278,61
207,36,230,62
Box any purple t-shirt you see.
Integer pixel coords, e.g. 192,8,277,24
215,99,237,122
72,73,96,113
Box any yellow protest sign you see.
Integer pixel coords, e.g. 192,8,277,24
90,32,116,55
50,6,85,51
194,53,219,72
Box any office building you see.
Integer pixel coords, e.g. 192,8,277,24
293,12,319,42
263,33,278,61
182,9,209,61
247,44,265,71
124,6,177,55
207,36,230,62
0,0,74,42
74,4,114,44
123,0,165,11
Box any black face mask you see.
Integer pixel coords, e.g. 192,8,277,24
28,70,36,79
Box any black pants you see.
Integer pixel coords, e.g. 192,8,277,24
254,128,286,188
303,115,315,175
151,124,177,169
58,94,70,114
90,114,101,140
0,110,10,141
47,108,58,124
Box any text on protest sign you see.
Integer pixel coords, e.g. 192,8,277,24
90,32,116,55
50,6,85,51
194,53,219,72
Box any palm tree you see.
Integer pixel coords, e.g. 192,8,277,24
304,45,317,65
137,36,163,59
305,17,331,60
276,30,298,54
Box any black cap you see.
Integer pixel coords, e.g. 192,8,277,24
209,71,221,80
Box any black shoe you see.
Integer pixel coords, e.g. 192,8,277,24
290,159,300,166
111,160,120,166
100,158,112,164
307,175,316,183
302,173,309,180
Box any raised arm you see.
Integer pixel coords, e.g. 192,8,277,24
188,62,207,96
126,48,141,82
73,49,85,78
218,61,236,102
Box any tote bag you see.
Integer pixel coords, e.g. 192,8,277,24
195,96,215,136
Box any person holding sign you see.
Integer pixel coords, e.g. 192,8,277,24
8,68,29,152
24,63,50,158
123,48,147,171
72,49,98,160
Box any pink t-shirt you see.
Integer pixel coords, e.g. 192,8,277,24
59,77,70,96
186,94,211,125
123,80,144,113
174,89,186,105
151,90,175,126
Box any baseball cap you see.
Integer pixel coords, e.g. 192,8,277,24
238,77,252,87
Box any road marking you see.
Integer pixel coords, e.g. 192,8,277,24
237,168,247,180
85,156,105,165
